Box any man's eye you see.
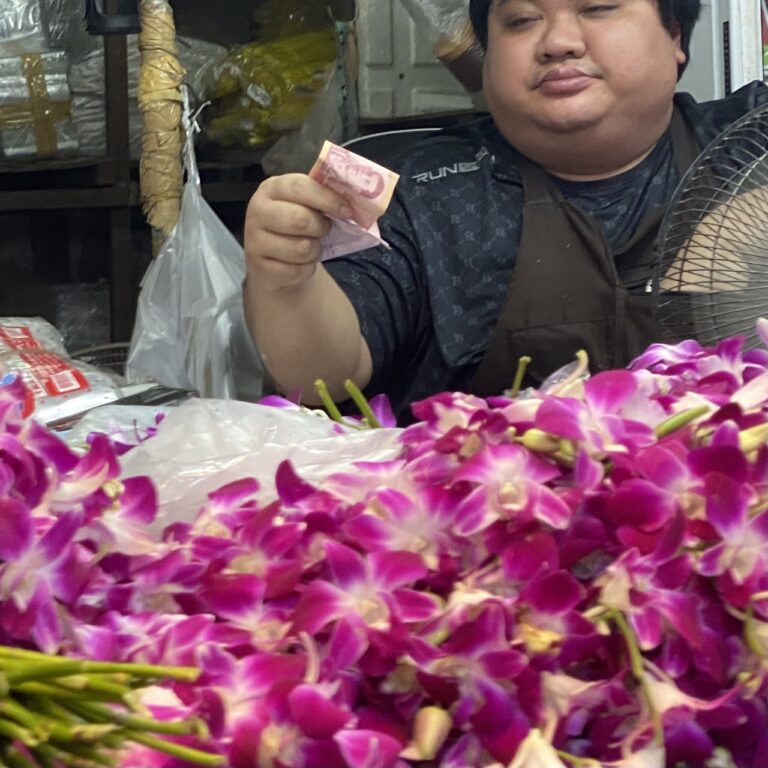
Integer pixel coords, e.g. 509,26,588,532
582,4,618,12
503,16,537,28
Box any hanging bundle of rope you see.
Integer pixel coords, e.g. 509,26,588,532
138,0,185,243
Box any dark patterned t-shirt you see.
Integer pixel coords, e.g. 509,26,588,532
325,83,768,417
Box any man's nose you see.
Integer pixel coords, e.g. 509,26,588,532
536,13,587,60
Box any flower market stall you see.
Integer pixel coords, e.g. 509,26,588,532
3,322,768,767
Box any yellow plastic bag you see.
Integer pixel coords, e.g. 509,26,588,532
206,29,337,149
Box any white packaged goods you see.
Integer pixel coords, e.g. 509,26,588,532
0,318,122,425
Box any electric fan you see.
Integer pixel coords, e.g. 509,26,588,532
654,101,768,348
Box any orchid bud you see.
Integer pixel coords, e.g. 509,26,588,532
521,429,560,453
403,706,452,761
507,729,568,768
739,423,768,454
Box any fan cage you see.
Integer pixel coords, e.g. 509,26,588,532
654,102,768,349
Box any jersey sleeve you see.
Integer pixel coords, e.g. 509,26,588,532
324,186,429,395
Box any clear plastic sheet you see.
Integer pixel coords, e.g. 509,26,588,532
117,398,402,533
0,49,78,159
0,0,47,56
127,91,266,401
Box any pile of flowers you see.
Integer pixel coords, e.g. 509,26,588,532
3,324,768,768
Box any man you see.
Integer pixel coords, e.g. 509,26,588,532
243,0,768,417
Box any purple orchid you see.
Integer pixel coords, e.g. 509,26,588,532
292,540,439,635
3,327,768,768
454,444,571,535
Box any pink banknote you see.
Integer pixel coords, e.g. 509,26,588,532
308,141,400,261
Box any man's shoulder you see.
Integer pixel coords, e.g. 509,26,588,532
676,81,768,146
397,117,497,185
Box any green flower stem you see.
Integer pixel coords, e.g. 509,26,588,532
314,379,346,424
125,731,225,766
1,698,116,747
655,406,710,439
43,738,114,767
34,741,107,768
344,379,381,428
15,681,123,703
14,673,130,700
67,697,205,738
4,659,199,685
28,696,76,725
0,647,63,662
510,356,532,398
0,715,38,746
611,611,664,747
0,698,48,735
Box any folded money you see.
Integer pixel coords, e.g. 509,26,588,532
309,140,400,261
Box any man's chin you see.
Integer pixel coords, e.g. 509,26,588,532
536,110,605,135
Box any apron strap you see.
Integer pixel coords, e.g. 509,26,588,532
669,105,702,179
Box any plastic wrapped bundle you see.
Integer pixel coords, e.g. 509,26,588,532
0,49,78,159
0,0,48,56
206,28,337,149
44,0,94,62
68,35,226,159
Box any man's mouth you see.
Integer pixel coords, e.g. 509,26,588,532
537,67,596,95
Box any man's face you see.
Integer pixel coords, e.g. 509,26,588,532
483,0,686,146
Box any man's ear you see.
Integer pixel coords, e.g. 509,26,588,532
669,21,687,67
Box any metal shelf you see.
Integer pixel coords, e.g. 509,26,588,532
0,34,136,341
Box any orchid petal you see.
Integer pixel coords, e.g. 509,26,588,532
0,497,32,560
522,571,584,615
326,540,368,589
688,445,749,483
502,531,559,581
528,484,572,529
705,473,750,536
289,685,352,739
334,729,403,768
370,551,427,590
585,369,638,412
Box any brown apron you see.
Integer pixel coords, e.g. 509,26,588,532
469,108,701,396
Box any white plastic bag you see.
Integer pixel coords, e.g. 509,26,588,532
127,92,265,400
398,0,469,45
118,399,402,534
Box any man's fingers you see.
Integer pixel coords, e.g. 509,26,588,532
263,173,352,220
249,228,322,266
260,199,333,240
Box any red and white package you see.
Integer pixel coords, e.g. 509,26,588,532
0,317,68,355
0,317,122,425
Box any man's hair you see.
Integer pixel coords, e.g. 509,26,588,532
468,0,701,78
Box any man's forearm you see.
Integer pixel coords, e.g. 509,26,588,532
243,266,373,402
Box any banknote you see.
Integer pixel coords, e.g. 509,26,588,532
308,141,400,261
